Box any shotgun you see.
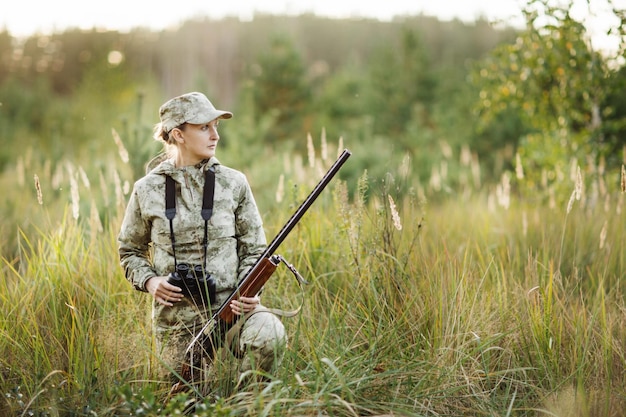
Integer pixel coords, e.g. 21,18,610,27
185,149,352,355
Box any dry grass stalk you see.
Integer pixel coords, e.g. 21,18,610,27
599,220,607,249
515,153,524,179
113,169,124,208
99,171,110,207
496,172,511,210
275,174,284,203
78,166,91,189
52,163,64,190
292,154,304,183
429,166,442,191
460,145,472,166
338,136,344,157
388,195,402,231
567,165,584,214
70,175,80,220
574,166,583,200
112,128,129,163
567,190,576,214
34,174,43,205
307,132,315,168
90,199,103,236
621,164,625,193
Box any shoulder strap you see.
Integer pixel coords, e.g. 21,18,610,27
164,168,216,271
165,175,177,219
165,175,178,266
202,167,215,221
201,167,215,270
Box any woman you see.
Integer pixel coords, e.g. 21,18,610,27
118,92,286,394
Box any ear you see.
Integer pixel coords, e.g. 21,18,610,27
171,128,185,144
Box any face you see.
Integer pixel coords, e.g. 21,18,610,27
173,119,220,166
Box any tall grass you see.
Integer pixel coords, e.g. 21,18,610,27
1,136,625,416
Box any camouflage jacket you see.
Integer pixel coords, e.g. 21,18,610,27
118,157,266,325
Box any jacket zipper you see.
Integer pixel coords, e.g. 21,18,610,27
182,168,193,201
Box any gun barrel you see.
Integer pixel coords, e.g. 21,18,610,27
265,149,352,255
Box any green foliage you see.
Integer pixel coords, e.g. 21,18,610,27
471,0,625,201
366,28,437,137
602,65,626,166
313,59,369,137
248,34,312,144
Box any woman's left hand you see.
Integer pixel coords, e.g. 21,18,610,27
230,295,260,316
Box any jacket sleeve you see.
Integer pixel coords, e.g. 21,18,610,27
118,187,156,292
235,178,267,281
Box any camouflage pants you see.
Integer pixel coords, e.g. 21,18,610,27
154,306,286,394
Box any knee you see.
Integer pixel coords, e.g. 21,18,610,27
239,311,286,354
238,314,287,374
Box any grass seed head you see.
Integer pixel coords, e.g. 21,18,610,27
307,132,315,168
276,174,284,203
566,190,576,214
574,166,583,200
70,175,80,219
34,174,43,205
78,166,91,189
388,194,402,231
112,128,129,163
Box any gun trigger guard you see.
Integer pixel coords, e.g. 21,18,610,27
273,254,309,286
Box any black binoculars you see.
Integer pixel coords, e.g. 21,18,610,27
167,263,216,305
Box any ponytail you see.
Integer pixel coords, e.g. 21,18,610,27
152,122,177,162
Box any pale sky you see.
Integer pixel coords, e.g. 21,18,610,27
3,0,525,35
1,0,623,54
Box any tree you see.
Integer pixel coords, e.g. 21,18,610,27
472,0,623,198
248,34,311,144
366,28,436,137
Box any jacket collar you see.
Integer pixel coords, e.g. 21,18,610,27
149,156,221,177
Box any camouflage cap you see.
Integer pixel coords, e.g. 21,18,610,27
159,92,233,132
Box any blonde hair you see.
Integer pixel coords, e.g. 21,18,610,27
153,122,178,159
153,122,173,144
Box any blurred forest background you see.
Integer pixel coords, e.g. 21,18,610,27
1,3,625,247
1,2,625,239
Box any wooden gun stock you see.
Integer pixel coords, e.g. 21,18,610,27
218,256,279,324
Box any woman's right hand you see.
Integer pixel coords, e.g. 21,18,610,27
145,276,184,306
